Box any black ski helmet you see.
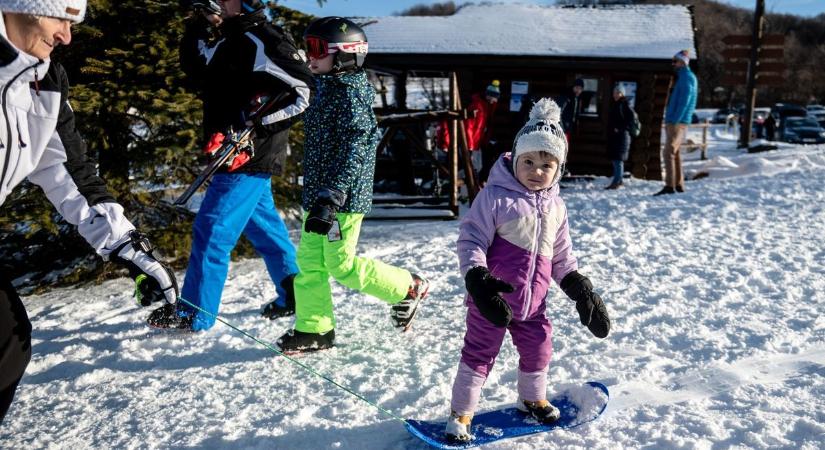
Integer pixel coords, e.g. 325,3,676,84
240,0,265,14
304,17,369,72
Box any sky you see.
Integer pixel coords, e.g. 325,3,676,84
284,0,825,18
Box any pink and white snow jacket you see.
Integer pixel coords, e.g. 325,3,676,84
457,153,578,321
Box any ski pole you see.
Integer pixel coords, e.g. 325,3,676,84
175,296,408,424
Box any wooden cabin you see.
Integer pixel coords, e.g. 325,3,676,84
361,4,697,180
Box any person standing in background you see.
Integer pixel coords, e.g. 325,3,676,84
656,49,697,196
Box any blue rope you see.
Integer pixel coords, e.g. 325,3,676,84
175,296,407,424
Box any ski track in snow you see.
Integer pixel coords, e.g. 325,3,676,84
1,130,824,449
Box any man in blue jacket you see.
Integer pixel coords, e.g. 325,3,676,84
656,50,697,196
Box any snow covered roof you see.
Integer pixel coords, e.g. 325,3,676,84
360,4,696,60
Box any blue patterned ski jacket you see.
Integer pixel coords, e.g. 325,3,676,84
302,69,379,214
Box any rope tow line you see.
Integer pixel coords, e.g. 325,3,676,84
175,296,408,424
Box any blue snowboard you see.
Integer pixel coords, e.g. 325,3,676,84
405,381,609,449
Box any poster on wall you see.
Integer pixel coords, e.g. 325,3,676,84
510,81,529,112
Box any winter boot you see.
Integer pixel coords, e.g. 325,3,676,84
276,329,335,353
261,275,296,320
147,303,192,330
390,274,429,331
444,412,473,442
653,186,676,196
675,184,685,193
517,399,561,424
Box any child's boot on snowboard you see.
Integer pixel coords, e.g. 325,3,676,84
444,411,473,442
518,399,560,424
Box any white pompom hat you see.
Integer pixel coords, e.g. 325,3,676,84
0,0,86,23
511,98,568,185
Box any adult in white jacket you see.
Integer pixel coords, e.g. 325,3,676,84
0,0,179,424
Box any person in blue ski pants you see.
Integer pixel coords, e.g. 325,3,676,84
181,173,298,330
147,0,312,331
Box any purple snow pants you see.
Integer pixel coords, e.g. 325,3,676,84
450,300,553,415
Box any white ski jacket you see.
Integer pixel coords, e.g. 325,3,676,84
0,19,134,256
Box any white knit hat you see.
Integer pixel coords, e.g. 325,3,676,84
511,98,568,184
0,0,86,23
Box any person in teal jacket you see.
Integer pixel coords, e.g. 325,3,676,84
656,49,698,196
275,17,429,353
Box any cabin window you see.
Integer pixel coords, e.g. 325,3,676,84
576,76,600,116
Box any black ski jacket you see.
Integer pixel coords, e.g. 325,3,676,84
180,12,313,175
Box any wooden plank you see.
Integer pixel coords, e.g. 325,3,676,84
724,61,786,73
762,34,785,46
755,75,785,86
721,74,746,86
722,35,751,46
721,48,783,59
722,34,784,46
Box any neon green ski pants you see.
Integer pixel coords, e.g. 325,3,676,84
294,213,412,333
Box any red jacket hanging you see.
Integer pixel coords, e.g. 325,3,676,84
436,93,498,151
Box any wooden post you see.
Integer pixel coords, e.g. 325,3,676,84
454,94,478,203
701,118,709,160
741,0,765,149
449,72,459,216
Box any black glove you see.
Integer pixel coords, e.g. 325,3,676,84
560,271,611,338
110,231,179,306
305,188,347,235
465,266,514,328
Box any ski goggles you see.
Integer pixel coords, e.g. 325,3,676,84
305,37,339,59
305,37,368,59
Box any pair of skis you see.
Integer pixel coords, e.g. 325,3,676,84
173,96,276,208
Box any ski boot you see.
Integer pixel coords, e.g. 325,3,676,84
444,411,473,443
147,303,192,330
391,274,429,331
276,329,335,354
517,399,560,424
261,275,296,320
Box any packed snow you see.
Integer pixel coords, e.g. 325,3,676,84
1,126,824,449
362,4,696,60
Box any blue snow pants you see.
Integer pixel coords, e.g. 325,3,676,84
179,172,298,331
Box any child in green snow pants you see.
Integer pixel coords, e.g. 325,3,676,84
294,213,411,334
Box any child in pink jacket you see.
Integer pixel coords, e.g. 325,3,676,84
445,98,611,442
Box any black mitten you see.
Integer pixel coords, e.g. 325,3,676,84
305,188,347,235
560,271,611,338
465,266,514,328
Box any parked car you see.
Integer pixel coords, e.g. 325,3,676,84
771,103,808,120
806,104,825,114
712,108,738,124
779,116,825,144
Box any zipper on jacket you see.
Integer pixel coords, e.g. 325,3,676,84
523,194,542,320
1,60,42,192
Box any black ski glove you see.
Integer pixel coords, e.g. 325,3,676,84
305,188,347,235
109,230,179,306
465,266,514,328
560,271,611,338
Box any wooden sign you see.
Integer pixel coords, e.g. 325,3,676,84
721,74,784,87
723,61,786,73
722,34,785,46
754,75,785,86
721,48,784,59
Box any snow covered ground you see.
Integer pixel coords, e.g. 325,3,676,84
2,128,824,449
